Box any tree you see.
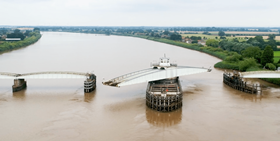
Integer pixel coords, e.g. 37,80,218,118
265,63,276,70
192,40,198,43
202,31,209,35
239,58,257,71
241,46,262,63
24,30,31,36
206,39,219,47
268,34,276,40
33,27,40,32
218,31,225,36
14,29,20,33
163,30,169,35
254,35,264,44
170,33,182,41
261,45,274,66
190,36,201,40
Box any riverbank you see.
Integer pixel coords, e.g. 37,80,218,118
116,33,232,60
0,32,41,54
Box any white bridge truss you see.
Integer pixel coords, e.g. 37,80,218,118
103,66,211,87
0,71,90,79
240,71,280,78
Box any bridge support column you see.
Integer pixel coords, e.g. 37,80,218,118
12,79,27,92
146,77,182,112
84,74,96,93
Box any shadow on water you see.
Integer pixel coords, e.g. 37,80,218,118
12,89,26,100
84,89,96,103
145,107,182,127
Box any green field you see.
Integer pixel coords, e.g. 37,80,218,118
181,33,247,42
274,51,280,63
181,34,217,39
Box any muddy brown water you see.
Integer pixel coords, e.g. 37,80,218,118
0,32,280,141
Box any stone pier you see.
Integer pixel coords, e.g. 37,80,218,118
84,74,96,93
12,79,27,92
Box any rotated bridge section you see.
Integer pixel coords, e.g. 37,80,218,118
103,66,211,87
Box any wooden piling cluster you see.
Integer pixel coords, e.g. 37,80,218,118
146,77,183,112
223,72,261,94
84,74,96,93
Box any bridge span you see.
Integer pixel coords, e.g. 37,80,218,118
103,66,211,87
0,71,90,79
0,71,96,93
240,71,280,78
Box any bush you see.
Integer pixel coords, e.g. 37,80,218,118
214,61,239,70
206,39,219,47
192,40,198,44
224,54,242,63
265,63,276,70
239,58,257,71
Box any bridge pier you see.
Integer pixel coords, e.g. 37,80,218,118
84,74,96,93
146,77,182,112
223,72,261,94
12,79,27,92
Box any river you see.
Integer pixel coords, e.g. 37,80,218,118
0,32,280,141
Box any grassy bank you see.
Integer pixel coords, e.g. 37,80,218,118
274,51,280,63
118,34,230,60
0,32,41,54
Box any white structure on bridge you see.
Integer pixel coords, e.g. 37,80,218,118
0,71,90,79
103,55,211,87
240,71,280,78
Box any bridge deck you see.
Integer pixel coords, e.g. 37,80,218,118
240,71,280,78
103,66,211,87
0,71,90,79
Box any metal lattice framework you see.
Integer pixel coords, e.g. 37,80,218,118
240,71,280,78
103,66,211,87
0,71,90,79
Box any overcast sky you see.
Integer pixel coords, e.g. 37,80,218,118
1,0,279,27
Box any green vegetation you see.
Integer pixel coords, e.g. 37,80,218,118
274,51,280,63
241,47,262,63
218,31,226,37
0,30,41,53
206,39,219,47
214,61,239,70
239,58,258,71
265,63,276,70
219,40,253,54
261,45,274,66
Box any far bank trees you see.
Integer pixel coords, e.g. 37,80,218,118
261,45,274,66
206,39,219,47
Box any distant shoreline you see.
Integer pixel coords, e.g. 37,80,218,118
0,32,42,54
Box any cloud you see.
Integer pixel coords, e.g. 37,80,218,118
0,0,279,26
